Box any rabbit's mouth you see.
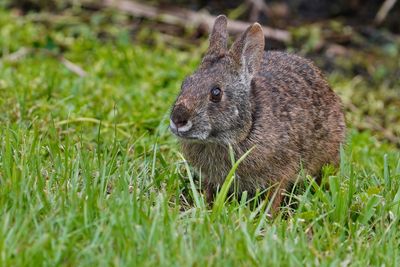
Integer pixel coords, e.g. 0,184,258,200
170,119,191,134
169,119,209,141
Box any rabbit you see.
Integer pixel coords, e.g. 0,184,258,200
169,15,346,212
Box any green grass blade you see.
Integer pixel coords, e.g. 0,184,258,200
212,147,254,218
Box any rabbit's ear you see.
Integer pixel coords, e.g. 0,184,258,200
205,15,228,57
229,23,264,76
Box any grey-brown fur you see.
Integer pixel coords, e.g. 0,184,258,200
169,15,346,211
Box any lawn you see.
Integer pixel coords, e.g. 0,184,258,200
1,9,400,266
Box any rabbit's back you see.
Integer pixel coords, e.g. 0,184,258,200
248,51,345,176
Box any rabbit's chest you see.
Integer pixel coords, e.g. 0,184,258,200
181,143,232,182
181,142,278,192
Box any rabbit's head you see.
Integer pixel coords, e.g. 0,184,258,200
170,15,265,144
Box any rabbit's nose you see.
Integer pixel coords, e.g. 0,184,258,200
171,105,192,132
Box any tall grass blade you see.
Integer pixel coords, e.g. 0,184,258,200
212,147,254,218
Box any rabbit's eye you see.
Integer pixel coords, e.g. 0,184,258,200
210,87,222,102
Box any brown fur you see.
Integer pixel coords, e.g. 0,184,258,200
170,15,346,212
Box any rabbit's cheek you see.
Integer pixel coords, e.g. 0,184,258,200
190,131,210,141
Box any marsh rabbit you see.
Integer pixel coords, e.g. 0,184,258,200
169,15,346,211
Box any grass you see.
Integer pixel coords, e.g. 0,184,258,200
1,9,400,266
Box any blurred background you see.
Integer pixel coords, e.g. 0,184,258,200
0,0,399,146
